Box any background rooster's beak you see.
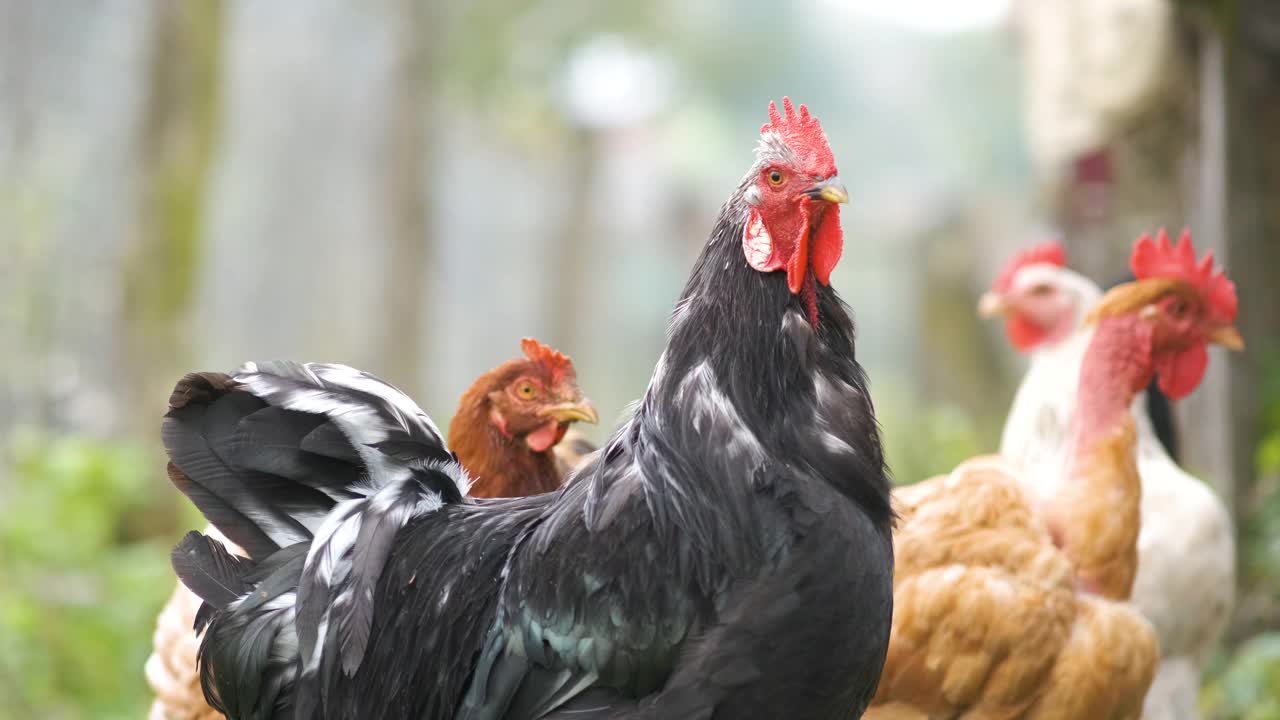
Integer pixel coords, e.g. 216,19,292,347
1210,325,1245,352
978,292,1009,318
539,400,599,424
804,178,848,204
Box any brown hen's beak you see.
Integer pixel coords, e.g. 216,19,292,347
803,177,848,205
978,291,1010,318
538,400,599,425
1209,325,1245,352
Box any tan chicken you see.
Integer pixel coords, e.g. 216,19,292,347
145,338,596,719
869,232,1242,720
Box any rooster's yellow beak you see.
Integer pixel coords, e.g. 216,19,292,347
803,178,848,205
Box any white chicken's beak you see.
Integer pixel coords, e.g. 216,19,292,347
978,291,1010,318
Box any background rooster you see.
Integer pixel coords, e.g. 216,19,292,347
979,237,1236,719
145,338,596,720
163,99,894,719
870,232,1242,719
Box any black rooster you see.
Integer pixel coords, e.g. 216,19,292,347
166,98,894,720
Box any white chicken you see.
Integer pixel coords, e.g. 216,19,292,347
979,238,1236,720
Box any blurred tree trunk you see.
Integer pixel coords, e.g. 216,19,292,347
121,0,223,435
1222,0,1280,638
373,0,441,399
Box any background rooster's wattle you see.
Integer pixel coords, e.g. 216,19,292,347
145,339,596,720
164,99,894,719
979,238,1236,719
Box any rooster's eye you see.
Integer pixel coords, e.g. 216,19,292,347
768,170,784,186
516,382,537,400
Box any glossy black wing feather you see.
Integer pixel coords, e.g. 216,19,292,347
198,544,306,720
295,464,471,716
340,477,432,672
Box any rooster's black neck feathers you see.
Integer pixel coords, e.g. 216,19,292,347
618,188,893,530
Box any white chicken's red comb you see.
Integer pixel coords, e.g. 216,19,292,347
1130,228,1237,325
993,240,1067,293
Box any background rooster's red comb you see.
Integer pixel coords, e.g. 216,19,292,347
1130,229,1238,325
760,97,836,177
521,337,574,382
993,240,1067,293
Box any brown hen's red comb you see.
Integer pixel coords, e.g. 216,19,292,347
521,338,574,383
761,97,836,177
993,240,1067,293
1130,228,1237,325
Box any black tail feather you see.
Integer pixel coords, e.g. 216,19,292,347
168,462,279,561
172,530,252,613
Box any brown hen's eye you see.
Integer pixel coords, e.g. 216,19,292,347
516,383,536,400
768,170,784,185
1028,284,1053,297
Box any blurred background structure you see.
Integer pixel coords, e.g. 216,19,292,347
0,0,1278,717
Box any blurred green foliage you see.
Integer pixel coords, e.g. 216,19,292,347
0,432,190,720
878,380,988,485
1202,356,1280,719
1205,634,1280,720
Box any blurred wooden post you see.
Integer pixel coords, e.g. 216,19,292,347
1221,0,1280,533
1179,18,1234,503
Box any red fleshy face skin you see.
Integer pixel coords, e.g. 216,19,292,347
810,205,842,288
1154,344,1209,401
785,212,812,294
990,240,1068,352
1006,314,1050,352
524,421,563,452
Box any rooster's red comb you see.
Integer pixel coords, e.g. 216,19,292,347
1130,228,1237,325
760,97,836,177
993,240,1067,293
521,338,574,383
